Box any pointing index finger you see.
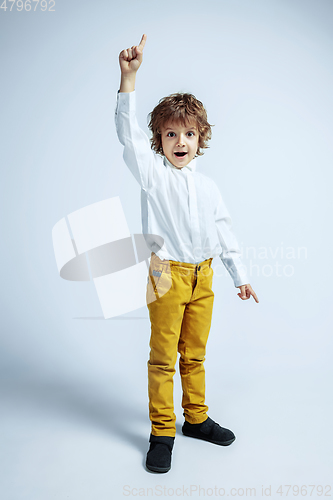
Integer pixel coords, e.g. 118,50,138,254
138,33,147,50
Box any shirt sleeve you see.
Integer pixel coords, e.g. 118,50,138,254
114,90,156,191
212,182,249,288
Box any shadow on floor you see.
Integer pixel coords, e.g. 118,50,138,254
2,375,149,455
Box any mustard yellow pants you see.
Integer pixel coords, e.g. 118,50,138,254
146,252,214,437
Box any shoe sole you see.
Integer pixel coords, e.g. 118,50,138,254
182,431,236,446
145,461,171,473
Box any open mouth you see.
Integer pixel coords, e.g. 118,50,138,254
174,152,188,157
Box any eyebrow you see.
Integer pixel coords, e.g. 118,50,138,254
164,127,197,131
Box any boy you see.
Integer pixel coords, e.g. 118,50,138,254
115,34,259,473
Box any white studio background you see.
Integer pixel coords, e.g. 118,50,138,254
1,0,332,498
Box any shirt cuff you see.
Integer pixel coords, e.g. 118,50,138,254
220,254,249,288
116,89,136,114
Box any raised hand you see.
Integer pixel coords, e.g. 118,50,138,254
119,34,147,75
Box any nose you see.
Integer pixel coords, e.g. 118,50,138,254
177,133,186,146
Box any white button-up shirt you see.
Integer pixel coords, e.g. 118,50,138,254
114,90,249,288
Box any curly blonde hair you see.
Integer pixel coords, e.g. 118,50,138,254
147,93,213,157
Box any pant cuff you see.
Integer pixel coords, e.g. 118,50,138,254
183,413,208,425
151,430,176,438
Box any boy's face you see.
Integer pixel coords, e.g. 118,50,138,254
160,120,199,169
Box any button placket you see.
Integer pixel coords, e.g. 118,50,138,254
185,170,202,262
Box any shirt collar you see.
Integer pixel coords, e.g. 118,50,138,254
163,155,197,172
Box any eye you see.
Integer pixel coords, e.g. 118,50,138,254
187,131,195,137
167,132,175,137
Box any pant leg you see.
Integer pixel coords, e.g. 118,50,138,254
178,261,214,424
146,254,193,437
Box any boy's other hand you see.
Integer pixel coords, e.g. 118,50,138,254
119,34,147,75
237,284,259,303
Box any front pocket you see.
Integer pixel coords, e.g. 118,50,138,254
150,268,163,289
146,268,172,304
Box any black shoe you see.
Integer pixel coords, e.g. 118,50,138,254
182,416,236,446
145,434,175,473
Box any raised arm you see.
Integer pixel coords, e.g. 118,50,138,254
115,34,157,191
